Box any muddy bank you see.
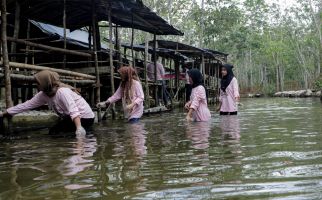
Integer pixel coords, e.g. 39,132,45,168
274,90,321,98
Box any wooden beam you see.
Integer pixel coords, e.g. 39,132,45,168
0,73,95,85
7,37,92,58
0,61,96,79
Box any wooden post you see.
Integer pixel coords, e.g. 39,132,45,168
201,54,205,84
115,26,121,68
11,0,20,105
10,0,20,63
153,34,158,106
108,6,115,119
92,1,101,121
144,35,150,108
131,13,135,67
63,0,67,68
1,0,13,108
22,20,31,102
7,37,92,57
175,60,179,96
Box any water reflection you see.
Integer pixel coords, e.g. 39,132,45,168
127,122,147,158
61,136,97,177
186,122,210,150
219,115,240,140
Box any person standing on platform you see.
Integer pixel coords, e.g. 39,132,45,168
147,56,170,106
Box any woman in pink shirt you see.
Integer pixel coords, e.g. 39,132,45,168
0,70,95,136
218,64,240,115
97,66,144,123
185,69,211,122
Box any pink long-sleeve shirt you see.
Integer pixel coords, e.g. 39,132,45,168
107,80,144,120
7,88,95,120
147,62,165,81
189,85,211,122
219,77,240,112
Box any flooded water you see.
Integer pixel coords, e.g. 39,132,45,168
1,98,322,199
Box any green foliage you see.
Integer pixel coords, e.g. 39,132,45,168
140,0,321,94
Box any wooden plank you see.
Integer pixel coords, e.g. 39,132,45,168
0,61,96,79
0,73,95,85
7,37,92,58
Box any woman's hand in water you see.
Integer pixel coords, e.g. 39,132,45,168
126,103,135,111
96,101,108,108
186,114,193,122
75,126,86,137
186,108,193,122
184,101,191,110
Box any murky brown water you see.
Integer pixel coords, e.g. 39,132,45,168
1,98,322,199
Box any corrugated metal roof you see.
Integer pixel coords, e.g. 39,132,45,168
9,0,183,35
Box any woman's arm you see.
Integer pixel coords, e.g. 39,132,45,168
6,92,47,116
97,85,123,108
127,81,144,110
186,108,194,121
190,87,206,111
107,85,123,104
233,78,240,101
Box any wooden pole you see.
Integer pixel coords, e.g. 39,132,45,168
115,26,121,68
108,6,115,119
1,0,13,108
0,61,96,79
0,73,95,84
92,1,101,121
144,34,150,108
10,0,20,63
202,54,205,84
11,0,21,105
7,37,92,58
153,34,158,106
63,0,67,68
22,20,31,102
131,13,135,67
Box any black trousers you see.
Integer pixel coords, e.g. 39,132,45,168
49,117,94,135
220,111,238,116
158,80,170,105
185,84,192,102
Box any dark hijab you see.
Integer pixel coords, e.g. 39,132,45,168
188,68,204,88
188,68,208,99
220,64,234,92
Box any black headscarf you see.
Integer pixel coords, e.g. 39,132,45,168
220,64,234,92
188,68,204,88
188,68,208,99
